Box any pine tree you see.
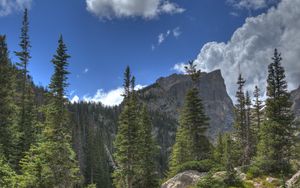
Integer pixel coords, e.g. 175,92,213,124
223,133,236,185
169,61,210,176
234,74,250,165
252,86,264,154
18,36,81,187
135,106,158,188
113,66,139,188
245,91,253,163
0,35,19,168
252,86,263,131
255,49,294,174
213,133,224,164
14,8,36,160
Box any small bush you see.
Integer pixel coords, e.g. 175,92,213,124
173,160,216,175
247,165,262,179
196,173,227,188
194,172,246,188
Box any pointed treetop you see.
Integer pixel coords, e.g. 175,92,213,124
122,66,131,98
272,48,282,62
184,60,201,82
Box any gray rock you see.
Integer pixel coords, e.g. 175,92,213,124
286,170,300,188
291,86,300,120
161,170,207,188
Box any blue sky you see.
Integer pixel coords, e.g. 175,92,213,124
2,0,299,105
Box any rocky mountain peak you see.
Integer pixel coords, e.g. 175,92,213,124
139,69,234,139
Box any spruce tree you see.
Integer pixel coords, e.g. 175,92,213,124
14,8,36,160
135,106,158,188
255,49,294,174
252,86,263,131
213,133,224,164
169,61,210,176
252,86,264,154
223,133,236,185
0,35,19,167
245,91,253,162
113,66,139,188
18,36,81,187
234,74,251,165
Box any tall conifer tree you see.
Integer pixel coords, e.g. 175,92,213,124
113,66,139,188
15,8,36,159
169,61,210,176
255,49,294,174
19,36,81,187
252,86,264,154
135,106,158,188
234,74,251,165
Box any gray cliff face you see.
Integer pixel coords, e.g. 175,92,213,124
138,69,234,140
291,86,300,119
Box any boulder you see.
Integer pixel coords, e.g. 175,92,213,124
161,170,207,188
286,170,300,188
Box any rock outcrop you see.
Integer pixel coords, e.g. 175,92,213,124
286,170,300,188
291,86,300,120
161,170,207,188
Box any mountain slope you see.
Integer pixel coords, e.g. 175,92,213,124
138,69,234,139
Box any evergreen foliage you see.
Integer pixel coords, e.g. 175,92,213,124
18,36,81,187
113,67,140,188
213,133,224,164
252,86,264,132
113,67,158,188
14,8,36,164
68,101,117,188
0,155,17,187
255,49,295,174
169,61,210,177
0,35,19,167
234,74,253,166
252,86,264,154
135,106,158,188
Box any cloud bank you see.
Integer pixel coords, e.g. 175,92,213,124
77,84,146,106
86,0,184,20
174,0,300,99
0,0,32,16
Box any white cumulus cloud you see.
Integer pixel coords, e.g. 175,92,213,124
0,0,32,16
86,0,184,20
174,0,300,100
227,0,279,10
82,84,147,106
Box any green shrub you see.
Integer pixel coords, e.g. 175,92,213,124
247,165,262,179
194,172,246,188
196,173,227,188
173,160,216,175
